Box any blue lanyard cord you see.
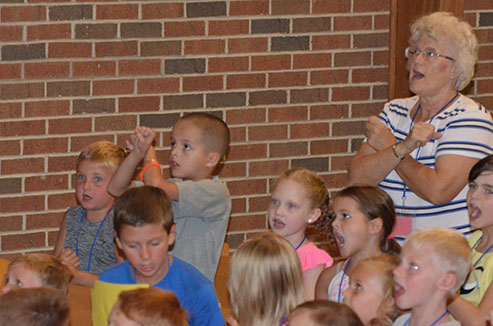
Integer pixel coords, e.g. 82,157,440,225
404,311,449,326
295,236,306,250
75,206,113,273
337,259,351,303
401,93,459,205
471,236,493,268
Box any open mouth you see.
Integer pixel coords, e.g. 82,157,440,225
469,205,481,221
412,70,424,80
334,232,345,249
271,218,285,230
394,282,405,298
82,194,92,201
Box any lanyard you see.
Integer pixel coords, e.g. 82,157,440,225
295,236,306,250
404,311,449,326
401,93,459,208
76,206,113,273
471,236,493,268
337,259,350,302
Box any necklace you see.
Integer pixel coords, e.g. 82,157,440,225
471,236,493,268
401,93,460,209
403,311,449,326
337,259,351,302
76,206,113,273
295,236,306,250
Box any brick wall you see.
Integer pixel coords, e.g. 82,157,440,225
0,0,492,257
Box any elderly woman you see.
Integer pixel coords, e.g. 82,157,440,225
349,12,493,241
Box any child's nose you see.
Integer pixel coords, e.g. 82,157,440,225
140,247,151,260
1,283,12,295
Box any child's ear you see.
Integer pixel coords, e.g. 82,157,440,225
307,208,322,224
167,224,177,247
114,231,123,250
368,217,383,235
206,151,220,168
438,272,457,292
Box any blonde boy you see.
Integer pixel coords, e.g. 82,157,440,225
108,112,231,281
393,228,471,326
99,186,224,326
108,288,187,326
2,253,72,295
54,141,126,286
0,288,70,326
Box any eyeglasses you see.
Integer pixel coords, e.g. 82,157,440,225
405,47,455,63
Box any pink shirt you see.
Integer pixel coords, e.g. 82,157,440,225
296,242,333,272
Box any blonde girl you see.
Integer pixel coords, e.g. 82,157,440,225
343,255,402,326
315,186,400,302
227,232,305,326
269,168,334,299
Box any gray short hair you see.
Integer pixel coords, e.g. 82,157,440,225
409,12,478,91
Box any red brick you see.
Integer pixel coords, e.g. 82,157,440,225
48,193,76,210
352,68,388,83
0,83,44,100
291,122,330,138
249,196,271,212
96,41,138,57
353,0,389,12
334,52,371,67
220,162,247,178
351,102,385,118
25,61,70,79
137,78,180,94
0,26,23,42
227,73,266,89
184,39,225,55
269,106,308,122
0,216,23,232
48,118,92,134
27,23,70,40
310,69,349,85
0,63,21,79
272,0,309,14
0,103,21,119
312,35,350,50
25,100,70,117
332,86,370,101
270,141,308,158
230,126,246,142
93,79,134,96
209,56,249,73
226,108,265,124
1,5,46,22
249,160,289,177
311,139,349,155
252,54,291,71
332,155,352,171
48,155,78,173
227,179,267,196
24,138,68,155
479,45,493,61
231,198,246,214
25,174,68,192
2,232,46,251
293,53,332,69
478,79,493,93
312,0,351,13
229,0,269,16
164,21,205,37
228,214,266,231
1,196,44,213
476,62,493,78
183,75,223,92
27,212,64,230
373,50,388,66
95,115,136,132
473,29,493,44
49,42,92,58
268,71,307,87
119,96,160,113
334,16,372,31
1,120,45,137
119,59,161,76
96,4,138,19
142,3,184,19
228,144,267,160
228,37,268,53
374,14,390,29
73,60,116,77
1,158,44,175
323,172,348,188
0,140,21,156
465,0,493,10
209,20,249,35
248,125,288,141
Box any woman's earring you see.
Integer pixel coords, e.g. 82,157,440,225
308,219,312,223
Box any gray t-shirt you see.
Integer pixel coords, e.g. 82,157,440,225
63,206,117,274
169,177,231,281
393,313,460,326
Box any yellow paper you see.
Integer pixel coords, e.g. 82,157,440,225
91,279,148,326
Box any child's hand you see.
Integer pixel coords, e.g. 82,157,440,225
56,248,80,269
127,126,156,160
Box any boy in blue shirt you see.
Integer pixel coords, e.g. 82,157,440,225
108,112,231,281
99,186,224,326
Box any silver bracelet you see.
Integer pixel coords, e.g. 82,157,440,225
392,143,404,160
